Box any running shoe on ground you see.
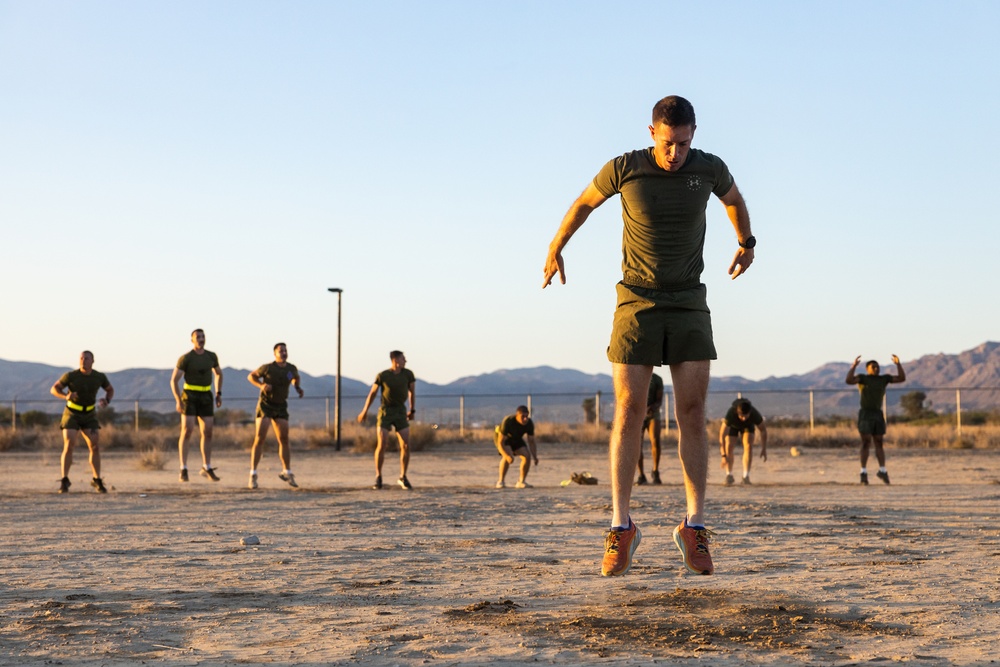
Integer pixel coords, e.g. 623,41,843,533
398,476,413,490
279,472,298,488
651,471,662,485
601,519,641,577
248,473,258,490
515,481,532,489
876,470,890,485
200,467,221,482
636,473,648,486
495,480,505,489
372,476,383,490
672,520,714,575
724,473,735,486
91,477,107,494
860,472,869,485
59,477,71,494
179,469,189,483
742,475,752,485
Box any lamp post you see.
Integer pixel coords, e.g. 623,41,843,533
327,287,343,450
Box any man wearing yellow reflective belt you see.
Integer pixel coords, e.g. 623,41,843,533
50,350,115,493
170,328,224,483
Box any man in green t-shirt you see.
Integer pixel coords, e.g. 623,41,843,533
718,398,768,486
170,328,224,483
49,351,115,494
635,372,665,486
358,350,416,490
846,355,906,485
494,405,539,489
246,342,304,489
543,96,756,578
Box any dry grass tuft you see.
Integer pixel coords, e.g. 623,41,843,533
136,447,168,471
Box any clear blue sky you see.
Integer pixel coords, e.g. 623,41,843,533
2,1,997,385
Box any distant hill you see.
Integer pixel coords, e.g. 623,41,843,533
2,342,998,424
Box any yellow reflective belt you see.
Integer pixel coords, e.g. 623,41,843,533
67,401,95,412
183,383,212,392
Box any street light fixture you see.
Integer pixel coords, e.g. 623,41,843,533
327,287,343,451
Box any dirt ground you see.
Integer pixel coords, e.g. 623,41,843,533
1,442,998,666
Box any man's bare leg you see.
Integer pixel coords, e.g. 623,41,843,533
273,419,291,471
178,415,197,470
669,360,710,526
650,421,662,474
250,417,271,470
397,428,410,479
61,430,77,478
610,363,653,528
518,454,531,484
198,416,215,469
742,431,755,478
81,430,101,478
374,428,389,477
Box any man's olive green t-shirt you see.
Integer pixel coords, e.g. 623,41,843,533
857,375,892,411
255,362,300,405
176,350,219,387
376,368,415,411
58,370,111,407
593,147,734,288
724,403,764,429
499,414,534,442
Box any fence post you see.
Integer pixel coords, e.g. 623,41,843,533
663,392,670,435
325,397,330,431
459,395,465,438
595,391,602,430
956,388,962,437
527,394,532,414
11,400,16,432
134,398,140,433
809,391,814,435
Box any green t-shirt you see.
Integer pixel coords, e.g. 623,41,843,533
647,373,664,406
724,402,764,428
857,375,892,411
499,414,534,442
58,369,111,407
376,368,415,411
176,350,219,387
255,362,300,405
593,147,734,288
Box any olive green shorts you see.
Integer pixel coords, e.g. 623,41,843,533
60,408,100,431
377,408,409,432
182,390,215,418
607,282,717,366
857,409,886,436
256,400,289,421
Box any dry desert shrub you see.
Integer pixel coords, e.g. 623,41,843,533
349,422,437,453
136,447,168,470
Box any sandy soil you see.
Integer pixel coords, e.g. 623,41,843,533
1,442,998,666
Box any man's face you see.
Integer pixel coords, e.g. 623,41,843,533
192,331,206,349
274,345,288,363
392,355,406,370
516,411,530,425
648,122,695,172
736,410,749,422
866,363,880,375
79,351,94,372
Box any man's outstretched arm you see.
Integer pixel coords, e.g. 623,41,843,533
720,183,754,279
543,182,607,288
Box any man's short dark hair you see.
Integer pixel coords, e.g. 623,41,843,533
191,328,204,338
274,342,286,352
736,399,752,415
866,360,880,370
516,405,530,416
390,350,404,361
652,95,696,128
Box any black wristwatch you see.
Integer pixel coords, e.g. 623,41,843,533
739,235,756,249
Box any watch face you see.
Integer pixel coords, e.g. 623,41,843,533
742,236,756,249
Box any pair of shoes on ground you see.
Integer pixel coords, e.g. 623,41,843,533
179,467,221,483
373,475,413,490
601,518,714,577
636,471,663,485
496,480,532,489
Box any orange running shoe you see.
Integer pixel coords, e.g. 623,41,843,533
672,520,714,575
601,519,641,577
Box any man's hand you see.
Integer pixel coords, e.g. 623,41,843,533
851,356,861,369
175,399,183,414
728,247,754,279
296,387,305,398
357,412,367,424
542,249,566,288
891,354,900,364
760,447,768,462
